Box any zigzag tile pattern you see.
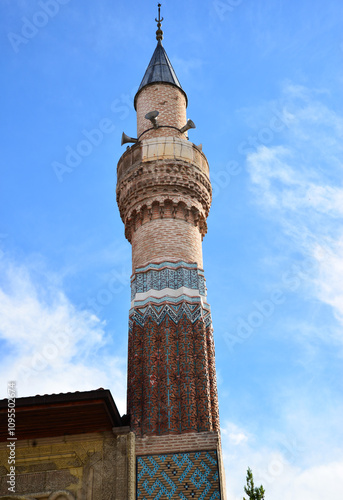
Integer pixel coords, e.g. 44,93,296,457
137,451,221,499
129,300,212,328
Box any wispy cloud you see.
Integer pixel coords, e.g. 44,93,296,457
245,84,343,333
221,415,343,500
172,56,204,79
224,84,343,498
0,254,126,413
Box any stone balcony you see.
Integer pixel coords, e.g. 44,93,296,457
117,137,210,182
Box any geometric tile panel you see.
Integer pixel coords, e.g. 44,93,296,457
131,261,206,300
137,451,221,499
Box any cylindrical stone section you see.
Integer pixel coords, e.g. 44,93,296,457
116,141,212,272
136,83,187,140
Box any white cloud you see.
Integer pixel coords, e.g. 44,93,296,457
313,237,343,324
286,462,343,500
221,420,343,500
221,420,299,500
227,85,343,496
245,85,343,332
0,256,126,413
222,421,249,446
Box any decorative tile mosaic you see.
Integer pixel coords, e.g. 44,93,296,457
129,300,212,328
128,309,219,436
137,451,221,499
131,261,206,300
127,261,219,437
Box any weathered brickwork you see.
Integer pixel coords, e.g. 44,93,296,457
116,137,212,270
117,160,210,242
135,83,187,140
136,451,221,499
131,219,203,271
117,157,211,224
135,432,220,456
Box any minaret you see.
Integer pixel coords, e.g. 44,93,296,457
117,5,226,498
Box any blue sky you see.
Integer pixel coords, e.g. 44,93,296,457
1,0,343,498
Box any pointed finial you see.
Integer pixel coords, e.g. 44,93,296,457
155,3,164,42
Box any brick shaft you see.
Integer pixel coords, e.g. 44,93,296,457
117,141,212,271
116,81,218,437
116,37,227,498
136,83,187,140
131,217,203,271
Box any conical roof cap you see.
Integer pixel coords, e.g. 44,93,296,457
134,40,188,109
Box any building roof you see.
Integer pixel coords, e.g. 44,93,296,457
134,40,188,109
0,389,126,441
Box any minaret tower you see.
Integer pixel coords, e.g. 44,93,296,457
117,6,226,498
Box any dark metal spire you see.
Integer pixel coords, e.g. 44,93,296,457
137,43,182,92
155,3,163,42
133,4,188,109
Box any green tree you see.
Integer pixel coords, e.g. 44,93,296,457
243,467,265,500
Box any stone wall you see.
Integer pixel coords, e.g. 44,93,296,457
0,429,135,500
